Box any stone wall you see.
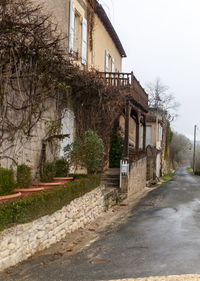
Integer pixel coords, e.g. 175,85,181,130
0,185,117,272
128,157,147,194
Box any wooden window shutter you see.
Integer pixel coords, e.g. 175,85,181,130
82,17,88,65
111,58,115,72
69,0,75,53
105,50,109,72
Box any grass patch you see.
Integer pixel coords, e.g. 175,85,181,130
161,169,174,183
187,166,193,173
0,174,101,232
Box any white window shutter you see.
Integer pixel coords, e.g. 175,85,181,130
111,58,115,72
105,50,109,72
82,17,87,65
69,0,75,53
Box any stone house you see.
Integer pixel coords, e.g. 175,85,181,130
0,0,150,187
146,108,170,182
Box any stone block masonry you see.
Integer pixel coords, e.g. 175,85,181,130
0,185,117,271
128,157,147,194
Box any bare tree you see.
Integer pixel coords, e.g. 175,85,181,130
146,78,180,122
170,132,192,168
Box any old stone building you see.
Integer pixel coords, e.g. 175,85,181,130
0,0,150,188
146,108,170,182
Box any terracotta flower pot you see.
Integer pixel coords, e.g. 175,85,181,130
0,192,21,203
14,187,44,197
32,182,64,189
53,177,73,183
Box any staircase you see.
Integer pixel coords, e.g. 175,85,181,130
101,168,120,189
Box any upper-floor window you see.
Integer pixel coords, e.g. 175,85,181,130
157,124,163,142
69,0,87,65
146,125,152,146
105,50,115,72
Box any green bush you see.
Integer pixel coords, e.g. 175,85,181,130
55,158,69,177
69,174,88,180
40,162,56,182
0,174,101,232
109,130,124,168
69,129,105,174
17,164,32,188
0,168,15,195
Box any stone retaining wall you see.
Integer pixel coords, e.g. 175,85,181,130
0,185,115,271
128,157,147,194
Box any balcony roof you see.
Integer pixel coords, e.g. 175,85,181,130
88,0,127,58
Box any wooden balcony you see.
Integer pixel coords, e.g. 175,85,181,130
98,71,148,111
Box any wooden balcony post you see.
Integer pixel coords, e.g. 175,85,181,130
131,71,134,88
143,115,146,152
136,111,140,155
123,100,130,159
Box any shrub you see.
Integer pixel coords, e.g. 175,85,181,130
69,129,105,174
0,174,101,232
40,162,56,182
109,130,123,168
17,164,32,188
69,174,88,180
55,158,69,177
0,168,15,195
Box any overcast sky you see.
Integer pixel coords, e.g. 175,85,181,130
99,0,200,140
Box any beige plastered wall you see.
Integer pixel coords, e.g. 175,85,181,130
33,0,70,52
88,14,122,72
35,0,123,72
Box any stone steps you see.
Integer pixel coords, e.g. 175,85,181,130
101,168,120,189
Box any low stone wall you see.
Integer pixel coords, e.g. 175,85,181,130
0,185,116,272
128,157,147,194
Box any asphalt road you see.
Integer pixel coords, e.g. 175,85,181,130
2,166,200,281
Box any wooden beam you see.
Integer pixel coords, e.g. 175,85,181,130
123,100,130,159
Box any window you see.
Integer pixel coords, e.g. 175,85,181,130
105,51,116,73
157,124,163,142
146,125,152,146
69,0,88,64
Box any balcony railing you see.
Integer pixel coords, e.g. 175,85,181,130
98,71,148,110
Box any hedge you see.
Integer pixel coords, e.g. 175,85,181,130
0,174,101,232
0,168,15,195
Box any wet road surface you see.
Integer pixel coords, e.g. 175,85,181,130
1,166,200,281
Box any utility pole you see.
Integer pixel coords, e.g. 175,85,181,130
193,125,197,174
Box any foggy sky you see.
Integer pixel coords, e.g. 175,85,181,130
99,0,200,140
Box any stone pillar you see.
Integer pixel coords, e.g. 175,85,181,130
121,174,129,193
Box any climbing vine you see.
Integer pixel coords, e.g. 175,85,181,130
0,0,128,169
